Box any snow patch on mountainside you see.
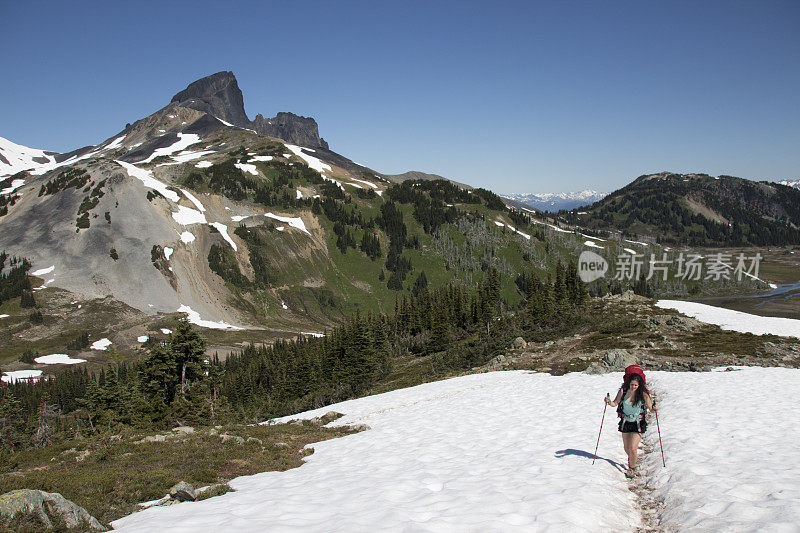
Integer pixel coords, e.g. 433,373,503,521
116,161,181,202
264,213,310,235
0,136,57,177
138,133,201,164
285,144,332,174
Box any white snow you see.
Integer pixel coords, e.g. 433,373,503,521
275,226,285,231
281,301,288,310
0,136,58,177
195,161,213,168
0,314,8,319
138,133,201,164
655,300,800,339
214,117,235,127
296,189,303,199
180,189,206,212
300,331,325,337
163,247,173,260
209,223,237,251
494,221,504,227
1,178,26,195
112,367,800,533
180,231,195,244
235,162,259,175
103,135,126,151
34,354,86,365
645,367,800,531
137,335,149,343
624,239,650,247
1,370,43,384
160,328,172,335
623,248,639,255
345,181,363,189
285,144,332,174
90,338,112,351
31,265,55,276
176,305,243,330
349,176,378,189
116,161,181,202
230,215,250,222
249,155,273,162
158,150,216,166
265,213,311,235
584,240,603,249
322,175,345,190
171,205,207,226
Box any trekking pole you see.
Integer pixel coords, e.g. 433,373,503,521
592,394,609,465
654,405,666,467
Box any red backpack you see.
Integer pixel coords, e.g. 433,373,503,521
617,365,650,423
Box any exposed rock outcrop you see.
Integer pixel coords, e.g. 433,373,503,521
171,71,249,127
252,112,328,150
171,71,329,150
0,489,105,530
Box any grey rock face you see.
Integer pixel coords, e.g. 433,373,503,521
252,112,328,150
513,337,527,349
171,72,329,150
0,489,105,530
169,482,197,502
603,349,638,370
171,71,250,127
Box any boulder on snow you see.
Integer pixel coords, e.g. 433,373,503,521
169,482,197,502
0,489,105,530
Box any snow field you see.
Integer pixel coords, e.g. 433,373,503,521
643,368,800,531
209,223,237,251
1,370,43,384
34,354,86,365
116,161,181,202
113,371,641,532
285,144,332,174
656,300,800,339
172,206,207,226
31,265,55,276
90,338,112,351
234,162,259,175
265,213,311,235
138,133,201,164
176,305,243,330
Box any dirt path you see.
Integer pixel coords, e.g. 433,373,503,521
629,391,666,532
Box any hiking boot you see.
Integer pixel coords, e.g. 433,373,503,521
625,467,635,478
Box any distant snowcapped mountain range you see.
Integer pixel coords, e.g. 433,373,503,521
501,190,607,212
778,179,800,189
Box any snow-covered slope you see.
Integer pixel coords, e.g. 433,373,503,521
778,179,800,190
502,190,607,212
111,366,800,532
0,136,58,177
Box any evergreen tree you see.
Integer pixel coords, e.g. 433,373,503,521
169,320,207,399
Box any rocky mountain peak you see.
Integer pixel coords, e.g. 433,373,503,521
170,71,250,127
252,112,328,150
170,71,329,150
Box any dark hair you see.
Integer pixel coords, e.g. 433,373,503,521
623,373,647,407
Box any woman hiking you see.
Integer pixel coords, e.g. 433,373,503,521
604,366,656,477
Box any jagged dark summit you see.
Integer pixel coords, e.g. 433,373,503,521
170,71,328,150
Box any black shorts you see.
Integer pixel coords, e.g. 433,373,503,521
618,420,647,433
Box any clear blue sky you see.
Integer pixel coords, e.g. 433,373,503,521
1,1,798,193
